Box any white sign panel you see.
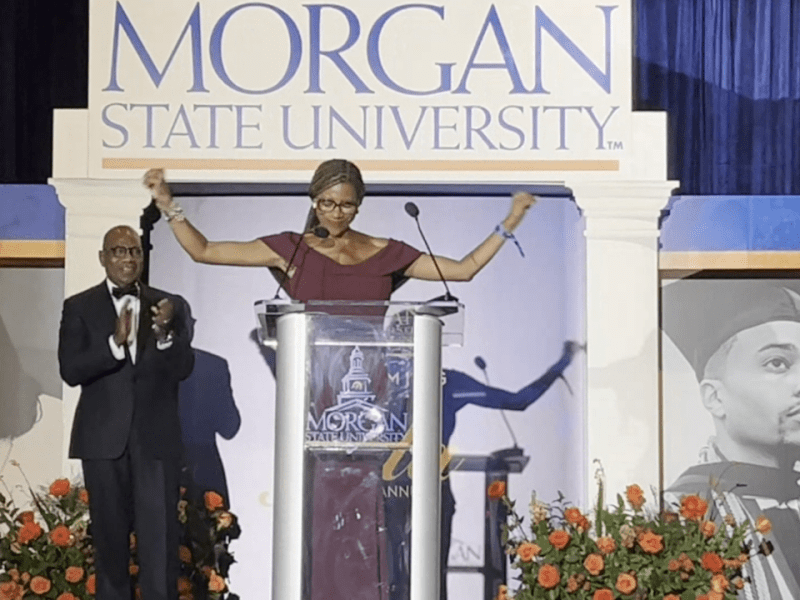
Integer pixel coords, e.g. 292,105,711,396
88,0,633,181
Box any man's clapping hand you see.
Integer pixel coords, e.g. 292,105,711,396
151,298,175,343
113,305,133,347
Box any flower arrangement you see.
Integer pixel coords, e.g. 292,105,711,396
0,462,239,600
490,479,769,600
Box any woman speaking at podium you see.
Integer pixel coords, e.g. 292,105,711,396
143,160,535,301
144,160,536,600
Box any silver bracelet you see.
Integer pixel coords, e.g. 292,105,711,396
494,223,525,257
162,201,186,223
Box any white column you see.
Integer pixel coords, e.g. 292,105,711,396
49,178,153,478
572,180,675,504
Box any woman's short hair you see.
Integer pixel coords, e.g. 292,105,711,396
308,159,366,203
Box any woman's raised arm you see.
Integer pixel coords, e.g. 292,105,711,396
404,191,536,282
143,169,283,267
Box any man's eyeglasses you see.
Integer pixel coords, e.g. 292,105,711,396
107,246,143,258
316,199,359,214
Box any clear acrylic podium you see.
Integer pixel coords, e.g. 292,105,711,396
255,299,463,600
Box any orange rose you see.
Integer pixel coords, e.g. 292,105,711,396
679,495,708,521
0,581,24,600
564,507,583,525
711,574,729,593
178,578,192,594
668,559,680,571
65,567,84,583
701,552,724,574
537,564,560,590
548,530,571,550
625,484,645,510
637,530,664,555
204,491,224,512
577,516,591,532
57,594,78,600
583,553,604,576
700,520,716,538
79,488,90,504
17,521,43,544
516,542,541,562
756,515,772,534
30,576,52,595
16,511,34,524
615,573,637,595
566,577,580,593
49,524,72,547
6,570,19,583
179,545,193,563
86,574,96,595
19,574,30,585
593,589,614,600
487,481,506,499
207,571,227,593
595,536,616,555
49,478,71,497
708,593,723,600
664,596,681,600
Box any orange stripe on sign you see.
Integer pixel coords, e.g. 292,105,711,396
660,251,800,270
0,240,65,259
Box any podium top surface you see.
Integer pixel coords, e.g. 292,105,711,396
254,298,464,347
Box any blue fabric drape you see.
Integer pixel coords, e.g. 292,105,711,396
635,0,800,194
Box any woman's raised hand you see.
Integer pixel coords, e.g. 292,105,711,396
143,168,173,212
503,191,537,232
511,191,537,216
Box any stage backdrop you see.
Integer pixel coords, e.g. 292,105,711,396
150,192,585,599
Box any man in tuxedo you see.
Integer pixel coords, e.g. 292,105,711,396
662,279,800,599
59,225,194,600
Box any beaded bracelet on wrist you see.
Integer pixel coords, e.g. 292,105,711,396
162,202,186,223
494,222,525,257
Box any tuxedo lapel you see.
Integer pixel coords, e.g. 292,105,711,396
93,282,119,336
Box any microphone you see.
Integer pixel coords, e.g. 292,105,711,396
404,202,456,302
474,356,521,452
272,227,329,299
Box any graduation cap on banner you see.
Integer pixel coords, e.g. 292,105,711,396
662,279,800,380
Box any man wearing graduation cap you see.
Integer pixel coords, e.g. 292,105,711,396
662,278,800,599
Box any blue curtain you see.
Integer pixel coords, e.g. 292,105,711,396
635,0,800,195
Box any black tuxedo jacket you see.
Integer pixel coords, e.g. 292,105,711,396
58,281,195,460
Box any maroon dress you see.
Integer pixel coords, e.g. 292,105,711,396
261,232,421,600
260,232,422,303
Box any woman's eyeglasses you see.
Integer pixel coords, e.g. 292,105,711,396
316,199,358,214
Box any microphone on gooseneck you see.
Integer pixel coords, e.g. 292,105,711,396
404,202,456,302
272,227,330,299
474,356,520,450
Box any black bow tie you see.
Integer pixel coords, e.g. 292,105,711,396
112,284,139,299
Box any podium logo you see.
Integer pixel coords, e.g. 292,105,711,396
306,346,409,443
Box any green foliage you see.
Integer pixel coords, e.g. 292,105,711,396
493,482,761,600
0,465,240,600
